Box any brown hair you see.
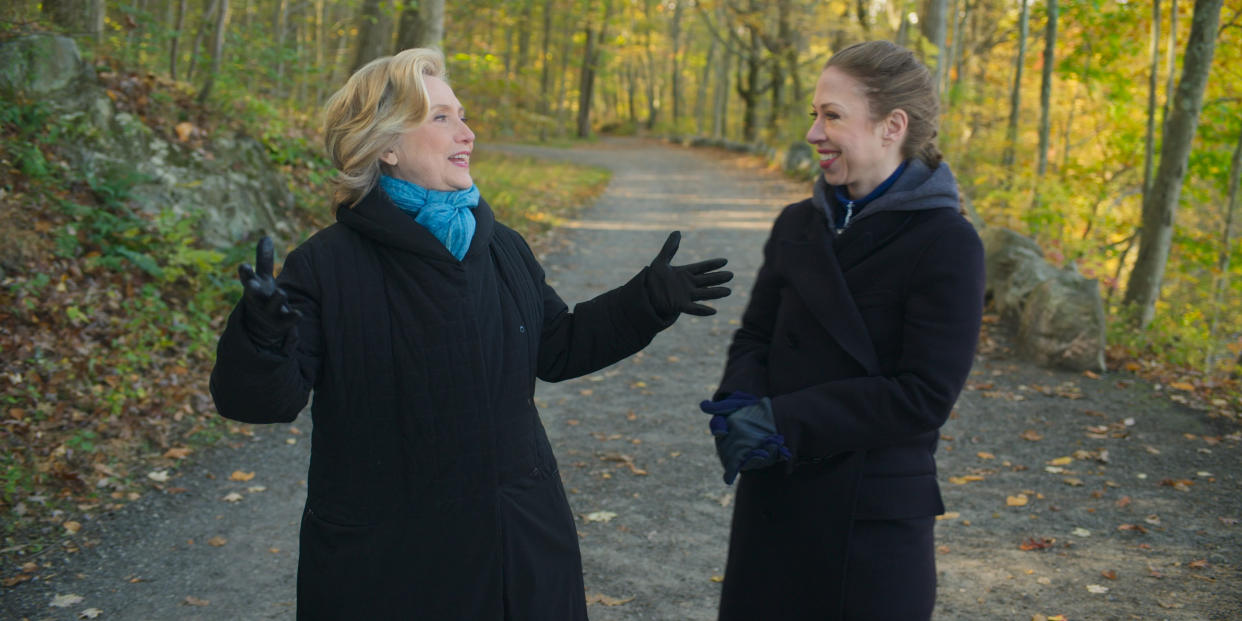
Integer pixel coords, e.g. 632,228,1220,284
322,48,447,206
825,41,942,169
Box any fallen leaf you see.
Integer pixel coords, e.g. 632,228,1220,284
1072,527,1091,537
1021,429,1044,442
2,574,33,587
1118,523,1148,534
207,536,227,547
1169,381,1195,391
709,575,724,583
222,492,244,503
948,475,984,485
147,470,170,482
1158,478,1194,492
1036,576,1052,585
1144,514,1162,525
51,594,85,608
936,511,961,520
1048,456,1073,466
247,485,267,493
78,608,103,619
1156,599,1185,609
1085,584,1109,594
585,593,634,606
182,596,210,606
718,493,733,508
1101,569,1117,580
174,121,196,141
63,520,82,534
1019,537,1055,551
1083,370,1100,379
1063,477,1084,487
1188,559,1209,569
228,471,255,482
1007,494,1029,507
583,511,617,523
163,447,193,459
599,452,647,475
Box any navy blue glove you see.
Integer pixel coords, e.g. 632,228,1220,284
699,394,791,485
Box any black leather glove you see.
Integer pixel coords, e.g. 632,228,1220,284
644,231,733,319
237,236,300,351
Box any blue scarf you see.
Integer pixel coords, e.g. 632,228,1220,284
379,175,480,260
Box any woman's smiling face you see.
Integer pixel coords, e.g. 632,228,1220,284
381,75,475,191
805,66,904,199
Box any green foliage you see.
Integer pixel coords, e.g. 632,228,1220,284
472,150,611,239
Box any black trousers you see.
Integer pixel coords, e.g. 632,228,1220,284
840,516,937,620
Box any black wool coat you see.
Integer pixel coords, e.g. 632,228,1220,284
714,160,985,620
210,187,673,620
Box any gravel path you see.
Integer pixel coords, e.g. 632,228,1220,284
3,137,1239,620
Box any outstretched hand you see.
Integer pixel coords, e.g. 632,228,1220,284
237,236,300,349
645,231,733,319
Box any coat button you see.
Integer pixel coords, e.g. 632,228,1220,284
519,325,526,334
786,333,799,349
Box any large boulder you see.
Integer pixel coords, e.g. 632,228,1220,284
980,227,1107,372
1016,265,1107,372
0,34,296,248
0,34,95,106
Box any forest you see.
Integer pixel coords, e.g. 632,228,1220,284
22,0,1241,374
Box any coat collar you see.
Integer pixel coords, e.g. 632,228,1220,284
336,184,496,262
782,209,881,375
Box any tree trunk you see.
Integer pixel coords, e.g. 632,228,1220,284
1002,0,1029,168
396,0,444,52
669,0,683,127
712,49,731,140
186,0,219,83
274,0,289,89
43,0,90,34
352,0,393,71
1143,0,1161,198
1207,127,1242,372
576,0,613,138
553,6,573,124
1163,0,1179,127
196,0,230,103
170,0,189,79
517,0,533,76
695,30,715,135
1035,0,1057,179
1123,0,1225,328
537,0,554,138
89,0,105,44
926,0,949,97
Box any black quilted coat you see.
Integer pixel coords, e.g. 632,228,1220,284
210,186,672,620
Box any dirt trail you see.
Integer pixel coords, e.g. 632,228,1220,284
3,137,1238,620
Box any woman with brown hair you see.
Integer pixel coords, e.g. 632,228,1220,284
210,48,732,620
701,40,984,620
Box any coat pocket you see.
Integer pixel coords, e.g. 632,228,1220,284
297,506,385,619
852,473,944,520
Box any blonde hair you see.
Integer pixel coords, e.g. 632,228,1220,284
323,48,448,206
825,41,942,169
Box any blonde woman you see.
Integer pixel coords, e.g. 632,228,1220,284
210,48,732,620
